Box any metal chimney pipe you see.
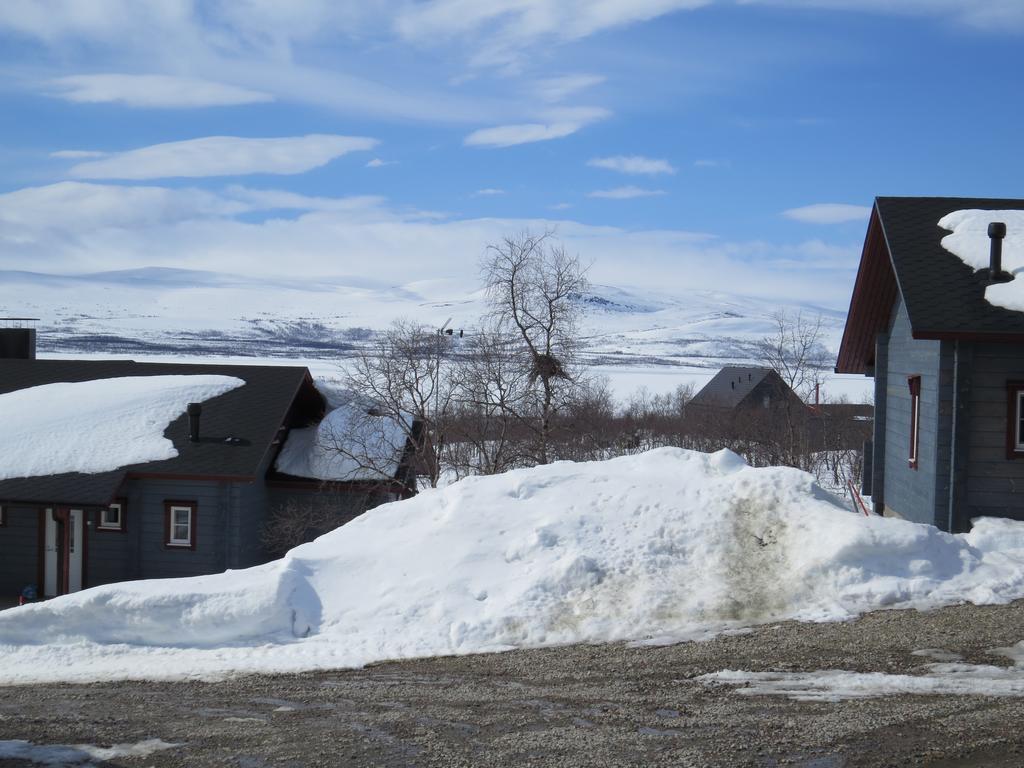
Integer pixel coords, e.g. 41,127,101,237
187,403,202,442
986,222,1013,283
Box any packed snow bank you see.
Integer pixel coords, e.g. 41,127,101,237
4,447,1024,684
0,375,244,479
939,209,1024,311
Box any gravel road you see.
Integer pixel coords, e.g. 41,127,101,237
3,601,1024,767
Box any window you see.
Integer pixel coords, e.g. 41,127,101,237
1006,382,1024,459
97,500,125,532
908,376,921,470
0,505,5,527
164,501,197,549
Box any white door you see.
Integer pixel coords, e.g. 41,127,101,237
43,508,84,597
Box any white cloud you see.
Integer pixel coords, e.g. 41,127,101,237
466,123,580,147
0,180,859,307
366,158,397,168
588,155,676,175
46,74,274,108
694,159,722,168
51,150,107,159
473,188,506,196
549,202,573,210
395,0,715,69
535,74,605,103
589,186,666,199
466,106,610,147
741,0,1024,30
68,135,379,180
782,203,871,224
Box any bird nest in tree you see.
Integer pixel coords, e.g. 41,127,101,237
530,352,568,382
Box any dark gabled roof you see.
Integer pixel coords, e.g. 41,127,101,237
837,196,1024,373
0,471,126,507
690,366,775,409
0,359,325,506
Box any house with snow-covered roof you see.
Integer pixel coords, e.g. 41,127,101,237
0,329,418,600
837,196,1024,532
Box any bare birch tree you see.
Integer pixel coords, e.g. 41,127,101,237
480,230,590,464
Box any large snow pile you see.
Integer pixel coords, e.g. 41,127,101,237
274,392,409,481
939,209,1024,311
3,447,1024,685
0,375,244,479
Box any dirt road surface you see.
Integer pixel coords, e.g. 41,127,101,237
3,601,1024,766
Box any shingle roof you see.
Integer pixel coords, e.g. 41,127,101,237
690,366,774,409
877,196,1024,336
0,359,324,506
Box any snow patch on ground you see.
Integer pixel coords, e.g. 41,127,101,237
4,448,1024,684
700,646,1024,701
0,374,244,479
939,209,1024,311
0,738,179,766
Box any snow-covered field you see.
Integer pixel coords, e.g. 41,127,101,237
2,447,1023,686
0,268,873,402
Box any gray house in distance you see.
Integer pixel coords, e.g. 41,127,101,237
0,331,417,600
837,196,1024,532
689,366,808,414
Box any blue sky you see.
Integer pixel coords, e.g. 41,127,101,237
1,1,1023,307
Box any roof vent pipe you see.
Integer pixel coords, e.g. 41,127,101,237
983,222,1014,284
187,403,202,442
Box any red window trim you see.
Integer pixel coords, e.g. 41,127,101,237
908,375,921,470
1006,381,1024,460
163,500,197,550
95,498,127,534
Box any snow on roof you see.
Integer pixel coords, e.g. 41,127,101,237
274,391,410,482
939,209,1024,311
4,447,1024,685
0,375,244,480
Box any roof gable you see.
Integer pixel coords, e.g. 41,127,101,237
837,196,1024,374
691,366,775,409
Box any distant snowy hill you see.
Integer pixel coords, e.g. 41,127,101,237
0,267,866,400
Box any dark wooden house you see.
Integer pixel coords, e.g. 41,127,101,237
0,330,417,599
837,196,1024,531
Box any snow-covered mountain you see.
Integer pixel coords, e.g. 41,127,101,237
0,267,866,399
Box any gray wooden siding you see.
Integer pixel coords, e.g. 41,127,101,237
0,505,39,597
962,341,1024,523
881,299,945,527
126,477,228,580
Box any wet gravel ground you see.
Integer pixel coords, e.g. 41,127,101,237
4,601,1024,767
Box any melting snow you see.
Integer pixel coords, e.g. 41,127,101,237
0,374,244,479
939,208,1024,311
700,647,1024,701
4,448,1024,684
0,738,179,766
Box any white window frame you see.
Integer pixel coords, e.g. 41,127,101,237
167,504,194,548
1016,390,1024,452
98,502,124,531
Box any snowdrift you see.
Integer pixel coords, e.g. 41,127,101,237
2,447,1024,684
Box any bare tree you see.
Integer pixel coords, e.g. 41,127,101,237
446,318,532,477
480,230,590,464
757,309,831,401
344,319,455,486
